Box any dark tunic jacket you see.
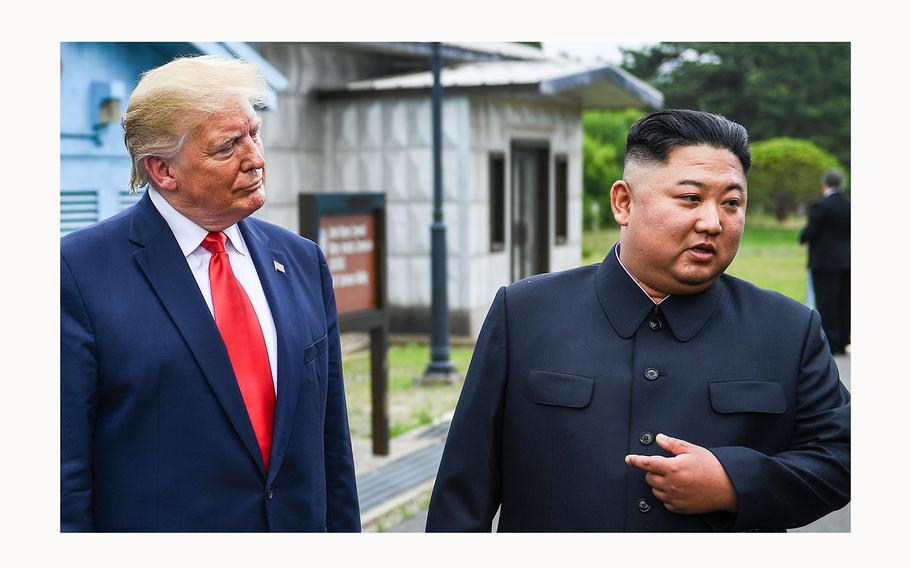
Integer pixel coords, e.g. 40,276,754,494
426,244,850,532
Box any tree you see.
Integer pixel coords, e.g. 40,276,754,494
582,108,645,228
749,138,844,221
620,43,850,171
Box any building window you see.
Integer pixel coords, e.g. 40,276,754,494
555,155,568,245
489,153,506,252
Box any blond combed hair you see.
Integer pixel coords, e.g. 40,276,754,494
122,55,269,192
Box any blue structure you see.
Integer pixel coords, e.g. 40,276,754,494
60,42,287,234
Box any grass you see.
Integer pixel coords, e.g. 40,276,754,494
343,343,473,440
582,213,809,302
345,214,809,440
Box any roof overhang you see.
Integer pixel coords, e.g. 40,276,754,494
317,60,663,109
150,42,288,109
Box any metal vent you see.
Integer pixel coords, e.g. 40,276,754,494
60,190,99,235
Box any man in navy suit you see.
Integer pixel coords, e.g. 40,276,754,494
426,110,850,532
61,56,360,531
800,169,851,355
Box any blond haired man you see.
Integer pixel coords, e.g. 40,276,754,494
61,56,360,532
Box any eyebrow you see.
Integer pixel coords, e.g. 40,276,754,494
676,179,745,192
211,118,263,149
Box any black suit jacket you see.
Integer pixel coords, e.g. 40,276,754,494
426,245,850,532
800,191,851,270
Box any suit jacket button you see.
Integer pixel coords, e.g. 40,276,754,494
638,499,651,513
644,368,659,381
266,487,274,500
648,319,662,331
640,432,654,445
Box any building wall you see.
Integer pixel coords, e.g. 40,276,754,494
60,43,168,227
320,95,472,317
253,43,398,230
316,93,583,339
466,96,584,337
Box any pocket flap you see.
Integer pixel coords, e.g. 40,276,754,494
525,369,595,408
709,380,786,414
303,333,328,365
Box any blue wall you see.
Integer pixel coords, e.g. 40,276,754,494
60,43,197,231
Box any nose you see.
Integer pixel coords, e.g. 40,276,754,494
241,136,265,171
694,204,722,235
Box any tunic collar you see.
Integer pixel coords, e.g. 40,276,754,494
594,243,723,342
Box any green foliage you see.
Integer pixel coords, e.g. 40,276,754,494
620,42,850,170
749,138,843,220
343,343,473,439
582,108,645,229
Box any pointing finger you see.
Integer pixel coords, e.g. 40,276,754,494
656,433,697,456
625,454,672,474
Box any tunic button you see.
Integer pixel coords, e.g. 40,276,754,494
266,487,274,500
638,499,651,513
648,319,662,331
640,432,654,445
644,368,659,381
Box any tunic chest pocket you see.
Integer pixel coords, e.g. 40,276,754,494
524,369,594,409
708,380,787,414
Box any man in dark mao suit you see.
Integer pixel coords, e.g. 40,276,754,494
426,109,850,532
800,169,851,354
61,56,360,531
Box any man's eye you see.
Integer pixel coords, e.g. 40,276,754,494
680,195,700,202
725,199,742,207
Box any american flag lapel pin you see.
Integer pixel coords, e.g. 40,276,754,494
273,260,286,274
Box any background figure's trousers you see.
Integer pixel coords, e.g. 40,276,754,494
811,268,851,354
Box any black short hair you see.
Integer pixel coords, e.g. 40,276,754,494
625,109,752,174
822,168,844,189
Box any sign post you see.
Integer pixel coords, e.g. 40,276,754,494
299,193,389,455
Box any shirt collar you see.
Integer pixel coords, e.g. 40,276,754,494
614,245,669,305
595,242,723,342
148,187,247,257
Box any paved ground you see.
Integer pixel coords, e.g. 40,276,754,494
385,353,852,533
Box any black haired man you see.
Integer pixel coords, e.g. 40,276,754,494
426,109,850,532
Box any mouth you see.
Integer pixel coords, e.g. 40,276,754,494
238,179,263,193
686,242,717,262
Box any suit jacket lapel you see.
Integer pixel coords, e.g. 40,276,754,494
239,219,310,484
129,194,266,475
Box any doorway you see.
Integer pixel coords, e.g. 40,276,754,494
510,143,550,281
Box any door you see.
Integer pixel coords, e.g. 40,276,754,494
511,144,550,281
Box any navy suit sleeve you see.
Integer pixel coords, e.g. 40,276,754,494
60,255,97,532
710,309,850,530
316,246,362,532
426,286,508,532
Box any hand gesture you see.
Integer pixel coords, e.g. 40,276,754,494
625,433,738,515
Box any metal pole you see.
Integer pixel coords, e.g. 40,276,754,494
420,42,459,384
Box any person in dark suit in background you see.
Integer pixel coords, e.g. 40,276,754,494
61,56,360,531
426,109,850,532
800,168,851,355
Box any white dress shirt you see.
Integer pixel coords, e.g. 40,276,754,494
149,188,278,393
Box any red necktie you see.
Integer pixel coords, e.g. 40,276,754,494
201,231,275,470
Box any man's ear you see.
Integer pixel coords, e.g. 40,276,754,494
143,156,178,192
610,180,633,226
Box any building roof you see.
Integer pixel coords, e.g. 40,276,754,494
341,41,555,63
318,59,663,109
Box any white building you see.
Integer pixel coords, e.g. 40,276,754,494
255,42,662,338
